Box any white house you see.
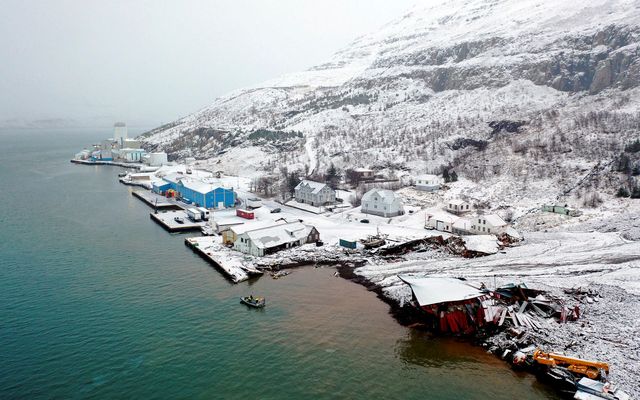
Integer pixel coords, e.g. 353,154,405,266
233,222,319,257
425,211,459,232
294,180,336,206
471,214,508,235
361,189,404,217
415,174,441,192
446,199,473,214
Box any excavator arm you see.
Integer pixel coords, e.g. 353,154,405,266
533,349,609,379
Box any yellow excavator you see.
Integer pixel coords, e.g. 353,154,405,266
533,349,609,379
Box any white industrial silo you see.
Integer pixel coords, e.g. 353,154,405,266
113,122,128,145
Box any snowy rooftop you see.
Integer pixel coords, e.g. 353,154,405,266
399,276,485,307
162,172,233,194
362,189,400,205
243,222,312,249
427,211,459,224
482,214,507,227
448,199,468,206
416,174,440,181
229,220,285,235
295,180,330,194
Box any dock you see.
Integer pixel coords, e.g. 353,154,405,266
70,159,143,169
150,210,205,232
132,190,181,210
185,236,263,283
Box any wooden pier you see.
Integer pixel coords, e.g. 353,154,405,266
185,237,263,283
132,190,181,210
150,210,205,232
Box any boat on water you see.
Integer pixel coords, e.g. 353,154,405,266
240,296,265,308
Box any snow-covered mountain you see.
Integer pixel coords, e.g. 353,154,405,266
142,0,640,205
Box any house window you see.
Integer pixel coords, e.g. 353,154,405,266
478,219,481,224
483,220,486,224
482,227,485,232
488,229,491,233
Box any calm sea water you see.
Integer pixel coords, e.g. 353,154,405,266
0,129,561,399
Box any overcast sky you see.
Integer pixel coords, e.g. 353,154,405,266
0,0,416,128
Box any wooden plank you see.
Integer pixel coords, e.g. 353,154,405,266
508,309,519,327
498,308,507,326
519,301,528,314
519,313,532,329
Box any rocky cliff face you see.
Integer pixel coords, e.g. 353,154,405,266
142,0,640,203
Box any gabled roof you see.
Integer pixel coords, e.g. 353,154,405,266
427,211,459,224
295,180,330,194
399,275,485,307
242,222,313,249
416,174,440,181
483,214,507,227
362,189,400,205
448,199,468,206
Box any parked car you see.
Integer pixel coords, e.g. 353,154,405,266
270,208,282,213
174,217,185,224
360,219,370,223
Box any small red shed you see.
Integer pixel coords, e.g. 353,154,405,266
236,209,255,220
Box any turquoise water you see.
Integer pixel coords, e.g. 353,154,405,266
0,129,561,399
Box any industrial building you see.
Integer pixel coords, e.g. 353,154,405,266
156,173,236,209
113,122,128,146
143,152,168,166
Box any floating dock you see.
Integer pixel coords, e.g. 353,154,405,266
185,236,263,283
132,190,181,210
150,210,205,232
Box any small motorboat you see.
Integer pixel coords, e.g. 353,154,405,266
240,296,265,308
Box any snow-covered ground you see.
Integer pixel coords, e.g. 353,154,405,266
127,165,640,393
351,228,640,394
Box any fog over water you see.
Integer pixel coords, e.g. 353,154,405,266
0,0,416,128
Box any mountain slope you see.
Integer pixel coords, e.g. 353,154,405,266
142,0,640,204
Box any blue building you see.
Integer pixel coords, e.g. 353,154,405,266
158,174,235,208
152,181,171,194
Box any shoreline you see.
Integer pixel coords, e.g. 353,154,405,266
334,254,640,397
71,160,638,396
